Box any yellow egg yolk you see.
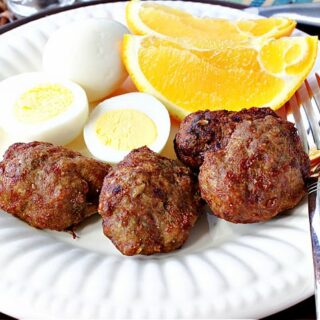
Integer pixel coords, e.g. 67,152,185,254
95,109,157,151
14,84,73,124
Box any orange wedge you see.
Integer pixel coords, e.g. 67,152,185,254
126,1,296,49
122,34,318,120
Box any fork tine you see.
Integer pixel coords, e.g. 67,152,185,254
301,79,320,149
290,72,320,320
313,74,320,134
311,73,320,113
316,72,320,88
288,91,314,154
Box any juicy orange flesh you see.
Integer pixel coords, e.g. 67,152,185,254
260,40,289,73
237,18,288,37
136,3,295,48
138,3,247,48
260,38,310,75
284,39,310,75
138,37,285,112
125,0,317,116
285,44,302,64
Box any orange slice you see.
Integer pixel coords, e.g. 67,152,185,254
126,1,296,49
122,34,318,120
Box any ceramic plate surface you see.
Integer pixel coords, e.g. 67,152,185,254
0,1,319,319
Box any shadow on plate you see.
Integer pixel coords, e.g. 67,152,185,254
73,213,101,234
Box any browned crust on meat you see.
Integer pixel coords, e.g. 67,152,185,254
0,141,110,230
174,107,279,169
199,115,309,223
98,146,201,255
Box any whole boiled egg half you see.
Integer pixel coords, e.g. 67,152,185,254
84,92,171,164
0,72,88,145
43,18,128,102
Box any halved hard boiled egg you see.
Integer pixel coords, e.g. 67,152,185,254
0,72,88,145
84,92,171,163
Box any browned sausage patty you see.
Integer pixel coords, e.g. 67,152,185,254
174,107,278,169
99,146,201,256
199,114,309,223
0,142,110,230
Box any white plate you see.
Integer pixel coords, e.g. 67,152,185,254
0,1,318,319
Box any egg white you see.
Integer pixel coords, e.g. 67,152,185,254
84,92,171,163
42,18,129,102
0,72,89,145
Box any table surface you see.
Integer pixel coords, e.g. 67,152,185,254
0,1,319,319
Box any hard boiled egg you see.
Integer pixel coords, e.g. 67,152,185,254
0,72,88,145
84,92,171,163
43,18,129,102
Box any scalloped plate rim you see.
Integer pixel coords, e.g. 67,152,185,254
0,1,318,319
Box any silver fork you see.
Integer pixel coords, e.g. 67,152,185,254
283,72,320,318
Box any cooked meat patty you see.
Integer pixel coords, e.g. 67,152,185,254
174,107,277,169
199,113,309,223
99,146,201,256
0,142,110,230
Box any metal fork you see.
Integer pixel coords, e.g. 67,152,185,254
283,72,320,318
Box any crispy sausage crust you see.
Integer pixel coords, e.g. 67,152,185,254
174,107,278,169
0,142,110,230
99,146,201,256
199,114,309,223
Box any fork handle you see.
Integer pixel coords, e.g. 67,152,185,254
246,3,320,27
308,178,320,318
